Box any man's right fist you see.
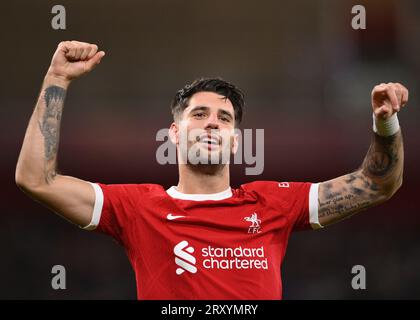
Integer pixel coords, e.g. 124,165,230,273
46,41,105,82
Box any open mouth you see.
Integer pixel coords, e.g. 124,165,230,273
198,134,221,149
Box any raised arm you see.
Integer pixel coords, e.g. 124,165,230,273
318,82,408,227
15,41,105,228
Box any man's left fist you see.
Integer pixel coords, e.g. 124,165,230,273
371,82,409,120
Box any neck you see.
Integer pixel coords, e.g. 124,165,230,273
176,163,230,194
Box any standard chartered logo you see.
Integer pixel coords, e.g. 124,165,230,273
174,240,197,275
202,245,268,270
174,240,268,275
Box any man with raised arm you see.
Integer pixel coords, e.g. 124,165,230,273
15,41,408,299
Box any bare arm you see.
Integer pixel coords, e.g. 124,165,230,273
15,41,105,228
318,82,408,227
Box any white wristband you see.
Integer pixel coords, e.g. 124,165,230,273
372,112,400,136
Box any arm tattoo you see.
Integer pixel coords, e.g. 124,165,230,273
318,131,403,225
37,86,66,183
362,133,400,178
318,175,378,220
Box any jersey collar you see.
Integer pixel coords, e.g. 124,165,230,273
166,186,233,201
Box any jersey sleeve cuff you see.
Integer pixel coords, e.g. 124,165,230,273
309,183,323,230
82,182,104,231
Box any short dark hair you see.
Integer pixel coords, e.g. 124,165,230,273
170,77,244,126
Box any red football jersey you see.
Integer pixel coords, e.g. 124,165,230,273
84,181,321,299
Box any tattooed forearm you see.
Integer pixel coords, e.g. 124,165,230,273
318,174,379,221
318,182,375,219
318,131,403,226
37,86,66,183
362,132,402,180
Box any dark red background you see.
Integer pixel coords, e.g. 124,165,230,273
1,0,419,298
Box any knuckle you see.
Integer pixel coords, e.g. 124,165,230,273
59,41,70,49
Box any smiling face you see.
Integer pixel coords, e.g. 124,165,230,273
169,91,238,165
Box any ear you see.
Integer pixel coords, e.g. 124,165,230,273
232,130,239,155
169,122,179,145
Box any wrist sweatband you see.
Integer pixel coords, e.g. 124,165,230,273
372,112,400,136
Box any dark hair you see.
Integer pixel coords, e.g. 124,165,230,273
170,77,244,126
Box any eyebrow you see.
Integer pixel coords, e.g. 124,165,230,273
189,105,234,120
189,106,209,113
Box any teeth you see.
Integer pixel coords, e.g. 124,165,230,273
201,137,218,145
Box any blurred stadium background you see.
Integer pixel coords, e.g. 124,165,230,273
1,0,419,299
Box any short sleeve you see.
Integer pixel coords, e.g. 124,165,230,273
82,182,138,245
286,182,322,231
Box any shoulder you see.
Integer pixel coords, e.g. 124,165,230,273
94,182,166,197
239,180,310,191
238,180,312,198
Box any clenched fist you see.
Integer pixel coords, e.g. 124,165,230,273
371,82,409,120
46,41,105,83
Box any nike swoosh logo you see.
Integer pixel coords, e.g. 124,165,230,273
167,213,186,220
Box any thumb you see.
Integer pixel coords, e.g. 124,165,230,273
374,105,393,120
85,51,105,71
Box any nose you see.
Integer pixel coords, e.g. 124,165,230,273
204,113,219,130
